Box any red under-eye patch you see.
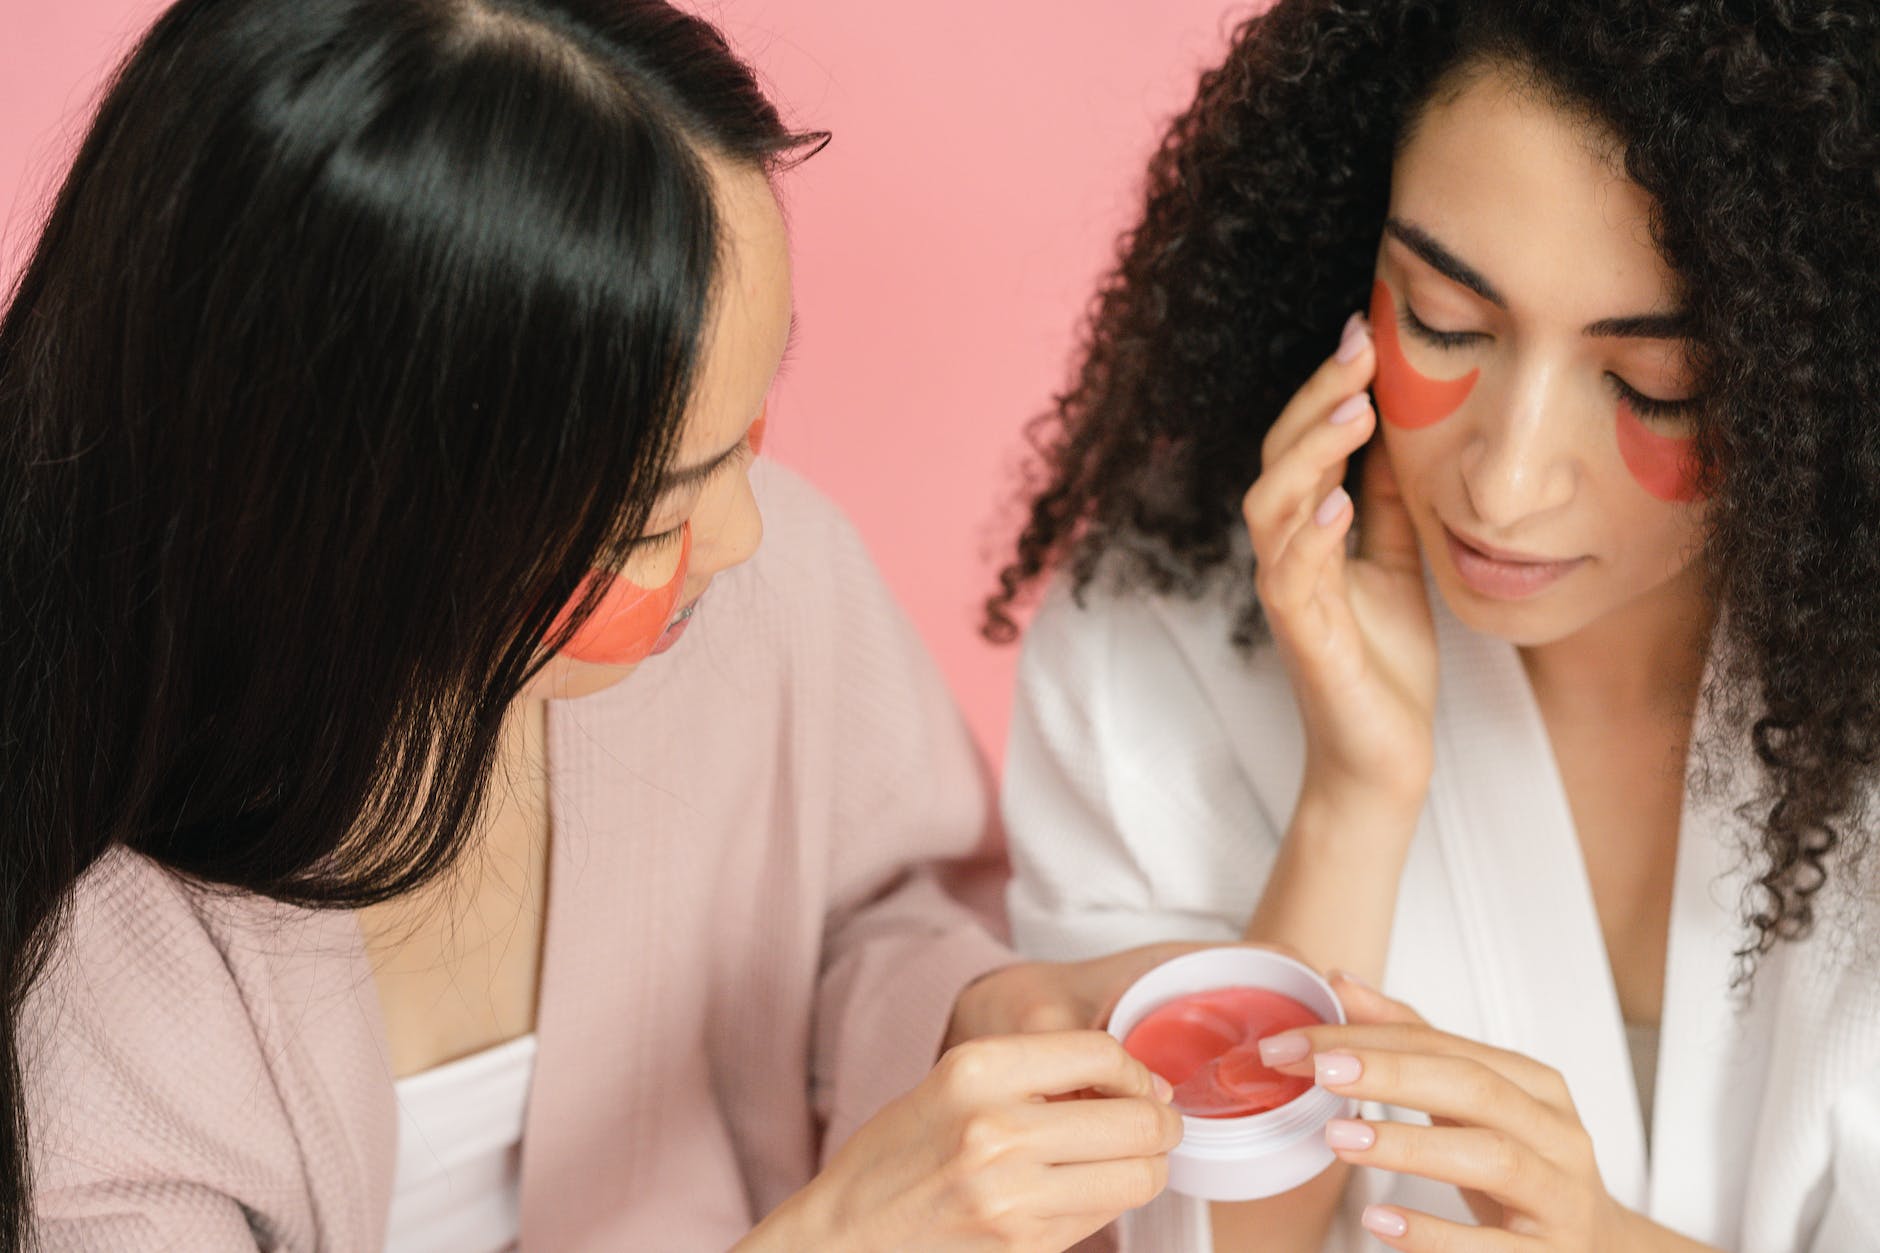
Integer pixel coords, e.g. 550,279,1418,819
748,404,768,456
551,524,691,667
1615,399,1702,503
1370,279,1480,430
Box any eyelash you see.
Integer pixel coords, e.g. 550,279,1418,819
1399,303,1697,421
631,432,759,551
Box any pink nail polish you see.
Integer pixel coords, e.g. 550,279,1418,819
1362,1205,1409,1239
1324,1118,1376,1150
1328,393,1370,425
1335,313,1371,363
1313,488,1350,528
1257,1032,1311,1066
1315,1052,1362,1086
1153,1075,1175,1103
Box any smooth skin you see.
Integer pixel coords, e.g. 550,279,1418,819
360,155,1188,1252
1209,62,1719,1252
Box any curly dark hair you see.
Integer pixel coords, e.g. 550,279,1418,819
985,0,1880,970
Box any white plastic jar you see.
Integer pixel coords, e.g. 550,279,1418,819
1106,947,1355,1201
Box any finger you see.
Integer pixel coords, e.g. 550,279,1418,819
1357,1204,1536,1252
1255,483,1356,642
938,1031,1172,1105
1299,1047,1569,1147
1326,1118,1559,1217
1258,1023,1567,1109
1243,395,1376,565
1012,1093,1185,1165
1353,438,1421,571
1260,311,1377,468
1035,1155,1172,1220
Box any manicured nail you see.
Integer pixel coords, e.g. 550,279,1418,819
1335,312,1371,362
1258,1032,1312,1065
1325,1118,1376,1150
1315,1052,1362,1086
1328,393,1370,425
1362,1205,1409,1239
1153,1075,1175,1103
1313,487,1350,528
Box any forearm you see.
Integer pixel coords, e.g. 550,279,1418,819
1243,785,1421,981
1622,1209,1726,1253
1213,787,1420,1253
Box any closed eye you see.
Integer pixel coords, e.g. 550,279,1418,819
1610,374,1698,421
1401,302,1485,351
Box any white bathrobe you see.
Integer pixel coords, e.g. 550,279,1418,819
1003,567,1880,1253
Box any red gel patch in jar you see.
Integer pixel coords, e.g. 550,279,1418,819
1123,987,1322,1118
1615,398,1702,503
552,524,691,667
1370,279,1480,430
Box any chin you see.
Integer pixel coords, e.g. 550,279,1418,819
1427,566,1596,649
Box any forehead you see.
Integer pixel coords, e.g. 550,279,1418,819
674,158,794,459
1389,64,1676,318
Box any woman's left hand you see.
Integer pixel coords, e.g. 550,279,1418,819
1256,972,1639,1251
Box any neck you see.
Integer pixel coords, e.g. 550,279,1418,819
1518,559,1716,720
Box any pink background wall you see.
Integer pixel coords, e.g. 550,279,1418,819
1,1,1243,765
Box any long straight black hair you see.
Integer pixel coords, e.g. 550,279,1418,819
0,0,819,1243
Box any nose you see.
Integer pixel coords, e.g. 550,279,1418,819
1457,366,1578,532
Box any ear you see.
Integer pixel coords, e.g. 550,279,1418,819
1328,970,1426,1027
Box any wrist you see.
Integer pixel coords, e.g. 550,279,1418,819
943,960,1025,1053
741,1175,850,1253
1291,778,1425,847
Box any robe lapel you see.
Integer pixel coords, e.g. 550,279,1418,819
1422,595,1651,1208
1645,679,1771,1240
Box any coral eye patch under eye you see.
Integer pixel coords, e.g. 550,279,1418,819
1369,279,1479,429
1615,399,1702,503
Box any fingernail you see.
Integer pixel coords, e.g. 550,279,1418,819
1153,1074,1175,1103
1315,1052,1362,1086
1257,1032,1311,1065
1362,1205,1409,1239
1335,312,1371,362
1327,393,1370,425
1313,487,1350,528
1324,1118,1376,1151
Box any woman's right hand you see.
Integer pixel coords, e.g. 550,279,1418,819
1242,312,1438,812
776,1031,1182,1253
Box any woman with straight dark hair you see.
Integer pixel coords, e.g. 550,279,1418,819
1,1,1192,1249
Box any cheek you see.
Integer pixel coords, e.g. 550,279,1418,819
1370,279,1480,430
1615,399,1704,503
551,525,691,667
748,404,768,456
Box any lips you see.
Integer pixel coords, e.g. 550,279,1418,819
1442,525,1586,601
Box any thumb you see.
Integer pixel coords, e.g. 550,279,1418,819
1328,970,1426,1027
1353,440,1421,573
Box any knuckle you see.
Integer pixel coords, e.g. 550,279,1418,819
1458,1059,1499,1108
1481,1130,1523,1188
955,1110,1015,1169
935,1039,996,1094
1122,1155,1168,1209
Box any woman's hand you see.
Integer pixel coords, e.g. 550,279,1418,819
1242,313,1437,810
1257,972,1661,1251
776,1031,1183,1253
944,940,1236,1049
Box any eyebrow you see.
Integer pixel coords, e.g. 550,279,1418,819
659,309,800,490
1383,218,1689,340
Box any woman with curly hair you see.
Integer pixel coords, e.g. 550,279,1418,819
990,1,1880,1250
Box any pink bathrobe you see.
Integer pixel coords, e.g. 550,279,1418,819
23,463,1018,1251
